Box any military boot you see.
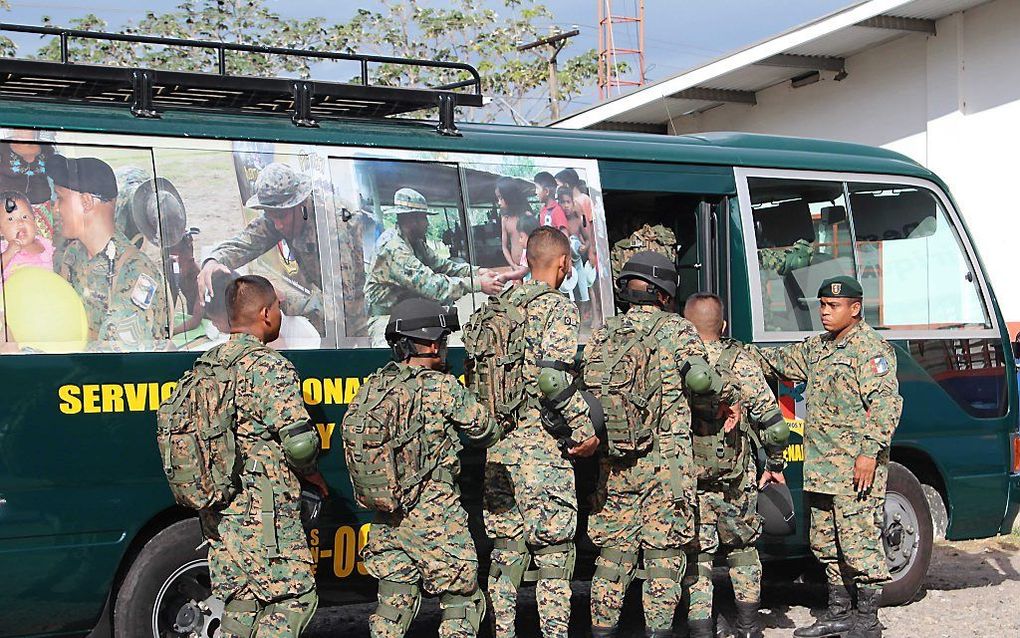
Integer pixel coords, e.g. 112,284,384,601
687,618,714,638
591,626,617,638
792,585,855,637
733,601,764,638
847,587,882,638
645,629,673,638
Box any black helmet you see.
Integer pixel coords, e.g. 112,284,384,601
616,250,678,301
385,297,460,343
757,481,796,536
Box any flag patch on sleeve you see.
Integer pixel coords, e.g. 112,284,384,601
871,356,889,376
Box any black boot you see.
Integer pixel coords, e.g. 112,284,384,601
733,601,764,638
645,629,673,638
687,618,714,638
792,585,855,637
847,587,882,638
591,626,617,638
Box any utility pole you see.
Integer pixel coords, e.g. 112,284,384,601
518,28,580,121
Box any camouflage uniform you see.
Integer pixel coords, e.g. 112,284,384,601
358,363,500,638
583,304,717,632
205,333,318,638
757,238,812,276
482,280,593,638
686,339,786,624
610,224,676,281
59,231,169,351
747,319,902,589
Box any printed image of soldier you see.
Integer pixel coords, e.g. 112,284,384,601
364,187,502,346
682,292,790,638
48,155,170,351
482,226,598,638
343,297,503,638
204,274,327,637
746,275,903,638
583,252,737,638
198,162,328,335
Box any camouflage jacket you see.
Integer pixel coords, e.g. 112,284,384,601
610,224,676,280
747,320,902,496
364,227,478,316
60,231,169,351
487,280,593,468
757,238,812,276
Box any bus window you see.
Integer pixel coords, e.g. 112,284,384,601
329,158,474,348
848,183,989,330
0,134,174,353
156,145,335,351
748,177,855,333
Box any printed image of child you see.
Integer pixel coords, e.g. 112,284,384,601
535,171,568,233
0,191,54,281
496,214,540,286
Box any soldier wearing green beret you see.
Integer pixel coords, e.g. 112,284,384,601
746,275,903,638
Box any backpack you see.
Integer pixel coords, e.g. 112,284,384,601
583,312,672,458
611,224,677,281
156,343,268,511
691,340,747,482
463,285,558,431
341,363,442,513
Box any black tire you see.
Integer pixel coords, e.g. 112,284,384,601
113,518,223,638
880,462,933,606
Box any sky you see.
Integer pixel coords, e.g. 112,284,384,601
0,0,856,117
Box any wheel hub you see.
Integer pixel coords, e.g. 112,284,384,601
152,559,224,638
883,491,919,575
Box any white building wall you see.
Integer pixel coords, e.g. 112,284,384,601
670,0,1020,329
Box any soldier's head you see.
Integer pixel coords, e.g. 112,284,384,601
206,269,240,332
392,188,434,242
246,163,313,239
817,275,863,335
526,226,572,289
385,297,460,369
683,292,726,342
225,274,282,343
48,156,118,241
115,168,188,248
616,251,677,311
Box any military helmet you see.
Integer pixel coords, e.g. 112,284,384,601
617,250,678,298
392,187,435,216
385,297,460,343
114,166,148,240
757,481,796,536
132,178,187,247
244,162,312,210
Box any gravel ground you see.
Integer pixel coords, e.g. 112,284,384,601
304,535,1020,637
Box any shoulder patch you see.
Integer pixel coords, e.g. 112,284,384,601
130,273,158,310
870,356,890,376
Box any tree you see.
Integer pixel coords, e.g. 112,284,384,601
0,1,14,58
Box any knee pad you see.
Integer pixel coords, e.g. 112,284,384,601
638,548,685,583
692,551,714,580
531,541,576,582
375,580,422,634
489,536,530,589
220,598,261,638
725,547,761,570
279,589,319,638
440,588,487,633
593,546,639,590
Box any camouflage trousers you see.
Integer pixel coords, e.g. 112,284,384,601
363,480,482,638
483,460,578,638
684,464,763,622
587,455,690,631
807,491,890,588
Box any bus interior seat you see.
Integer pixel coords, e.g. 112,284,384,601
755,198,814,248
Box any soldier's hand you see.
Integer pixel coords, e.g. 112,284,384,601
303,470,330,497
198,259,231,301
853,455,877,495
718,402,741,433
479,273,504,296
759,470,786,489
568,435,600,458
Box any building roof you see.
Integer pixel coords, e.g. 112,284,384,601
551,0,990,131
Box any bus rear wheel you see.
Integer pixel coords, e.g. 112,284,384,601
113,518,224,638
880,462,934,606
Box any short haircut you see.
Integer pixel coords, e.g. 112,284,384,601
555,168,580,189
206,269,240,319
534,171,557,191
226,274,277,327
517,214,539,237
683,292,725,337
526,225,570,269
0,190,32,213
556,185,573,202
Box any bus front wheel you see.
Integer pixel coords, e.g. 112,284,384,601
880,462,934,606
113,518,224,638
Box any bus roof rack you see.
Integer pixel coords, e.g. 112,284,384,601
0,23,484,136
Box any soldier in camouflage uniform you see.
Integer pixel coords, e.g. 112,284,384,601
364,188,501,345
205,275,327,637
198,162,336,336
746,275,902,638
583,252,738,638
757,238,813,276
682,293,789,638
482,226,597,638
48,155,170,352
609,224,676,282
348,297,503,638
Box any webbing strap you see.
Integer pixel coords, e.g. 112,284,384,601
601,547,639,564
222,598,262,638
225,598,262,614
594,546,637,584
532,541,572,556
493,537,527,552
726,547,761,568
643,547,683,560
636,566,682,581
378,580,419,598
376,602,412,624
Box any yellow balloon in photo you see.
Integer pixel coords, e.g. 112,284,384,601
4,267,89,353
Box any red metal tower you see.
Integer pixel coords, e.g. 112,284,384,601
598,0,646,100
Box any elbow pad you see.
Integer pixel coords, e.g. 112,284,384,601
537,361,578,411
761,412,790,456
280,421,320,472
680,356,722,396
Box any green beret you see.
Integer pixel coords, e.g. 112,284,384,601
818,275,863,299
